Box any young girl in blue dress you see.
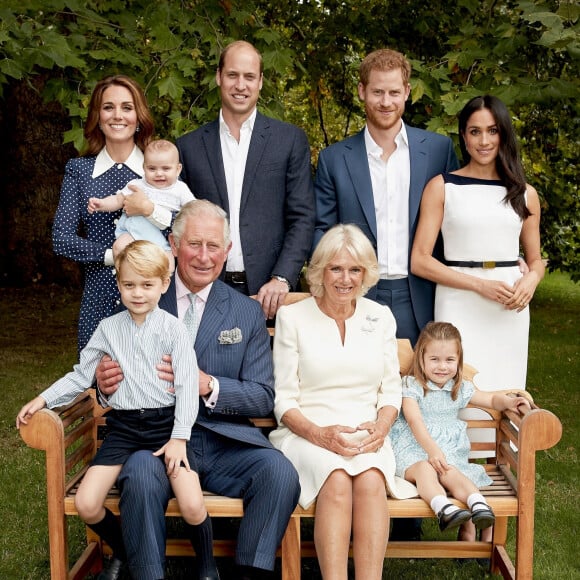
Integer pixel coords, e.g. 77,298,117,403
391,321,530,532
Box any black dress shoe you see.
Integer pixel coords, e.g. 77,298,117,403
471,501,495,529
237,565,275,579
199,572,220,580
437,504,472,531
96,557,124,580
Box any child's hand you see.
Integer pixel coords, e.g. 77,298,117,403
428,450,450,476
87,197,101,214
508,395,531,415
153,438,190,478
16,396,47,429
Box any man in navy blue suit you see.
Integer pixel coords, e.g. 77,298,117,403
97,200,300,580
177,41,315,320
313,49,459,542
314,48,459,346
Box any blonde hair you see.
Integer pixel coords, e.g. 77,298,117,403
307,224,379,298
145,139,179,162
359,49,411,86
115,240,170,281
411,321,464,400
171,199,231,248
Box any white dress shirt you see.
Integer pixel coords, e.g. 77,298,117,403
365,124,410,278
219,108,257,272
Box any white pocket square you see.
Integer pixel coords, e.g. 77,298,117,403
218,327,242,344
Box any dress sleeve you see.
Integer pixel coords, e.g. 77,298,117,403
459,380,476,408
52,159,109,263
272,305,302,423
401,376,423,402
377,306,403,412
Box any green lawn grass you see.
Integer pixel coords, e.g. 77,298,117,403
0,273,578,579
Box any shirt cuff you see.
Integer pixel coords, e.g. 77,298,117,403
95,386,110,408
203,376,220,409
104,249,115,267
147,204,172,230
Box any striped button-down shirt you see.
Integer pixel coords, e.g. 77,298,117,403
41,308,199,440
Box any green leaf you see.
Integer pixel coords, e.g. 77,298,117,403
157,74,185,100
0,58,23,79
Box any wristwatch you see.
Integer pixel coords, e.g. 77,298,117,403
272,275,291,291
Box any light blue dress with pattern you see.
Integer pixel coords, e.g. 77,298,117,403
391,376,492,487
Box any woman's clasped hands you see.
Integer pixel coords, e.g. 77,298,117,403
313,420,388,456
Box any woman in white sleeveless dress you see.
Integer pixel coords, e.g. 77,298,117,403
410,96,544,541
411,95,543,391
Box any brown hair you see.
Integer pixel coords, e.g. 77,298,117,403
359,49,411,86
458,95,530,220
411,321,463,400
83,75,154,156
218,40,263,75
115,240,170,281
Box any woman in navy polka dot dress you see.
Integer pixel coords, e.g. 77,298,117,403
52,75,156,352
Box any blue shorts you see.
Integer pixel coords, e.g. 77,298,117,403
92,406,197,470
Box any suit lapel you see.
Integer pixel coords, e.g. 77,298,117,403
407,126,429,232
240,112,269,213
194,282,228,360
159,275,178,316
202,122,230,212
344,130,378,242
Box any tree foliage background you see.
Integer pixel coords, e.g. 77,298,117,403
0,0,578,285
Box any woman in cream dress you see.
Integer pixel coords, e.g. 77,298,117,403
411,95,544,392
270,224,416,580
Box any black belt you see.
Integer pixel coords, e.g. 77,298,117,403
225,271,247,284
445,260,519,269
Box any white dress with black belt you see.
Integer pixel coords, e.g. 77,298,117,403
435,173,528,391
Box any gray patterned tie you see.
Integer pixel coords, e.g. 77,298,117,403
183,293,199,342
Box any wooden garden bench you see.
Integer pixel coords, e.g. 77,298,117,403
19,293,562,580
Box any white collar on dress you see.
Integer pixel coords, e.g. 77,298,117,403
92,145,144,178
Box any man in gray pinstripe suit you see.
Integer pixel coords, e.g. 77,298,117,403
97,200,300,580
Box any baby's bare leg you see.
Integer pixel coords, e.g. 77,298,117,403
113,233,135,259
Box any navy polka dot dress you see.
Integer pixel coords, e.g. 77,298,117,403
52,155,140,352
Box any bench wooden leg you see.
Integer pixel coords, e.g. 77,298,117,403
281,514,301,580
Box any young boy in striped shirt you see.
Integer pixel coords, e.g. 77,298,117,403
17,240,219,580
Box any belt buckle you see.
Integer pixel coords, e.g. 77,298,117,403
231,272,245,284
482,261,496,269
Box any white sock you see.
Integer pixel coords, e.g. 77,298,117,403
467,493,487,511
430,495,459,515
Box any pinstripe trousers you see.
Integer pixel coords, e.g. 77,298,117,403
117,425,300,580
